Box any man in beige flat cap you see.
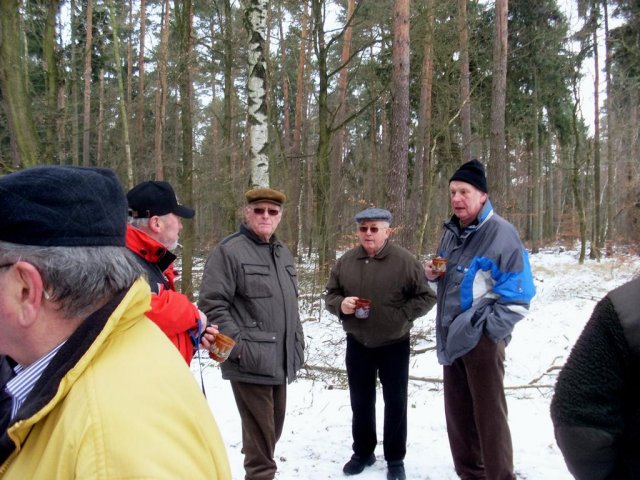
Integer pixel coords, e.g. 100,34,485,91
199,188,305,480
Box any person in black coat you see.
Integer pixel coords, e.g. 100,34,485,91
550,276,640,479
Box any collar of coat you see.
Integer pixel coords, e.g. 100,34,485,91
125,225,176,272
356,239,391,260
0,279,150,464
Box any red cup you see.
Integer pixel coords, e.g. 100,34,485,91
354,298,371,319
432,256,448,276
209,333,236,362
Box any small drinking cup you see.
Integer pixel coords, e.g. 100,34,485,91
209,332,236,362
354,298,371,319
432,256,448,276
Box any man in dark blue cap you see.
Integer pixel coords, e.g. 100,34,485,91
125,180,218,364
0,166,230,478
325,207,436,480
425,159,535,480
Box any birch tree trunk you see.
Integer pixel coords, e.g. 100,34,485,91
246,0,270,188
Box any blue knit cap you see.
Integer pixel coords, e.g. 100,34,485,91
0,166,127,247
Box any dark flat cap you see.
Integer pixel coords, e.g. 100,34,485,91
127,181,195,219
0,166,127,247
354,208,393,224
245,187,286,205
449,159,488,193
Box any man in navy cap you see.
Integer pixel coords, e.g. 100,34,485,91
0,166,230,478
325,207,436,480
126,180,217,364
424,159,535,480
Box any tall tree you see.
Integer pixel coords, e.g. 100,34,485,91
174,0,196,298
153,0,170,179
246,0,270,187
43,0,61,164
489,0,508,193
458,0,472,162
0,0,41,167
108,0,134,187
82,0,94,166
136,0,147,166
387,0,411,247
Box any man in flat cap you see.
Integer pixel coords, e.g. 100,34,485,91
325,207,436,480
0,166,230,479
199,187,305,480
424,159,535,480
126,180,217,364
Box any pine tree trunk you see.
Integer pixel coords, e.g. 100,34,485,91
387,0,411,248
82,0,94,166
489,0,508,197
0,0,41,166
153,0,170,180
458,0,471,163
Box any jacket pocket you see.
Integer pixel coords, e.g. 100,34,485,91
285,264,299,297
239,330,277,377
242,264,273,298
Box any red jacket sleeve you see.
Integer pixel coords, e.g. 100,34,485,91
146,285,200,337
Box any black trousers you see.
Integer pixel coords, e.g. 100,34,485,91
345,335,409,463
231,381,287,480
444,335,515,480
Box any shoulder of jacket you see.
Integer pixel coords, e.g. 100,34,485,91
607,276,640,355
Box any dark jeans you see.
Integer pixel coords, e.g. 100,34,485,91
443,335,515,480
346,334,409,463
231,381,287,480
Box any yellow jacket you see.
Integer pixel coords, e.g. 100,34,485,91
0,278,231,479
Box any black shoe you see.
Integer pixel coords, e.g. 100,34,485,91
387,461,405,480
343,453,376,475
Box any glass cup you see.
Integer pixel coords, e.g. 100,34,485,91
209,332,236,362
354,298,371,319
432,256,448,276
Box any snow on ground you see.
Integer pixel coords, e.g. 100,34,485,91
192,247,640,479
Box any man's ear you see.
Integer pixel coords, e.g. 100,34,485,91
148,215,162,233
13,261,46,327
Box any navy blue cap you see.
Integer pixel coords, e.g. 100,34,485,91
0,166,127,247
354,208,393,224
127,181,195,219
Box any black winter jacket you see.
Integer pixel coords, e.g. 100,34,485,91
550,276,640,479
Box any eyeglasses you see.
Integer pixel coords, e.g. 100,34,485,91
358,226,380,233
0,262,15,270
253,207,281,216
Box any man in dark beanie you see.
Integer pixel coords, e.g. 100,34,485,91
425,159,536,480
0,166,230,479
126,180,218,364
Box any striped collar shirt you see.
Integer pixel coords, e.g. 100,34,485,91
5,342,65,420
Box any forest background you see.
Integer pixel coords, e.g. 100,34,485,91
1,0,640,297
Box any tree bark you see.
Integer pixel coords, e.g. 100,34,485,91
246,0,270,187
82,0,94,166
489,0,508,197
43,0,61,164
0,0,41,167
387,0,411,248
458,0,471,163
136,0,147,167
153,0,170,180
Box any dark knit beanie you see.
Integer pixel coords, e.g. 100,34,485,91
449,159,488,193
0,166,128,247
